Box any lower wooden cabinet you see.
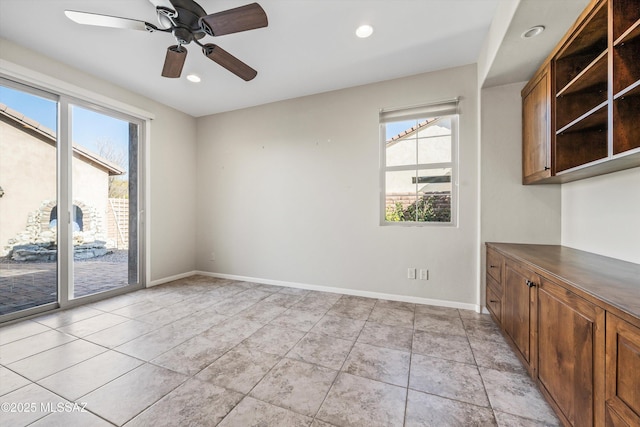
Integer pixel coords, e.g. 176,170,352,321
537,277,605,427
605,314,640,427
485,243,640,427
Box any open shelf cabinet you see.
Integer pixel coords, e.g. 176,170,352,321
523,0,640,184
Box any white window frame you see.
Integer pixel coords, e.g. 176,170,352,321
379,98,459,227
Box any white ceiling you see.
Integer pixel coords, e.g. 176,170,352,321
0,0,589,117
484,0,590,88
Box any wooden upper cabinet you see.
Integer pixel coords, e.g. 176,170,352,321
522,65,552,184
521,0,640,184
537,277,605,427
605,313,640,426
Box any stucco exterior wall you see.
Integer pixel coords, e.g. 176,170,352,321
0,119,56,249
0,117,112,251
72,150,110,235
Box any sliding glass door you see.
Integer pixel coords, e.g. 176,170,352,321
0,79,144,321
70,104,140,299
0,82,59,316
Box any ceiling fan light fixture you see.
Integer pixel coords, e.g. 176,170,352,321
186,73,201,83
521,25,545,38
356,24,373,38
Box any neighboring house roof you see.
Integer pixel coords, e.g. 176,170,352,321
0,102,125,176
386,117,439,147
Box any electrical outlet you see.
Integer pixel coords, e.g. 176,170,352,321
210,252,216,261
407,268,416,280
419,269,429,280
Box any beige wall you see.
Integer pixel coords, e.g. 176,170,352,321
196,64,481,307
480,82,561,243
562,168,640,264
480,82,561,302
1,38,198,283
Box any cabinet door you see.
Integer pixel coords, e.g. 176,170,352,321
537,278,605,427
606,313,640,427
503,260,537,365
522,65,552,184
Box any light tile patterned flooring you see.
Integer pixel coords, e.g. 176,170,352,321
0,276,560,426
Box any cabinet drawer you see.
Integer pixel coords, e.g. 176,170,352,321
486,284,502,322
487,269,503,295
487,249,503,284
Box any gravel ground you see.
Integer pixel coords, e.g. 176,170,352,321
0,249,128,264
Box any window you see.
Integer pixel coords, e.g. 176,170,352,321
380,98,459,225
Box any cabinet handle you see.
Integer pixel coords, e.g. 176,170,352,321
525,279,536,288
544,166,550,171
490,300,499,303
489,265,497,269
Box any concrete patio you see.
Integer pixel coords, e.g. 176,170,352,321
0,251,129,316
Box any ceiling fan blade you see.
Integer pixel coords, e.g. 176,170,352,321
199,3,268,36
202,44,257,81
65,10,151,31
161,45,187,78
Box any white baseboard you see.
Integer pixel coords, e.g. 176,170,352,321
148,271,198,288
194,270,483,313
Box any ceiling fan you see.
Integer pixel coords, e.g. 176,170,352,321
65,0,268,81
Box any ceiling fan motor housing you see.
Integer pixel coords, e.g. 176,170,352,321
159,0,207,43
173,26,194,44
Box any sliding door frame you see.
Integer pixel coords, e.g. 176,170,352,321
0,65,152,321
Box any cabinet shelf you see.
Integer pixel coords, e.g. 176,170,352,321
613,0,640,41
556,131,608,173
556,102,607,135
555,2,608,90
556,50,608,97
615,79,640,99
614,19,640,45
558,3,608,58
556,51,608,129
613,36,640,94
556,104,608,173
613,93,640,154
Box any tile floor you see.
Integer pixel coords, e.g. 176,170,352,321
0,276,560,426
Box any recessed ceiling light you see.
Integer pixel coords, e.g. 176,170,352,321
521,25,545,38
356,24,373,38
186,74,201,83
